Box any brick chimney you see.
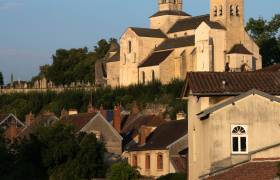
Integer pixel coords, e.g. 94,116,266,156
100,105,107,119
25,112,35,126
113,105,121,133
139,126,155,145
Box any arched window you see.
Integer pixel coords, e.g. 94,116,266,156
128,41,132,53
219,5,223,16
123,54,127,65
157,153,163,170
145,154,150,170
152,70,155,81
231,125,248,154
213,6,218,17
230,5,234,16
236,6,240,16
142,72,146,84
132,154,137,167
133,52,137,63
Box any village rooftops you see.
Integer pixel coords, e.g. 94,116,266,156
129,27,167,38
258,64,280,72
182,72,280,97
61,112,97,132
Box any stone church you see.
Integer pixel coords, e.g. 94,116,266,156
102,0,261,87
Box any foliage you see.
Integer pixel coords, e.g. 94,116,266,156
0,79,186,120
157,173,187,180
0,72,4,86
108,161,140,180
246,14,280,66
0,129,13,179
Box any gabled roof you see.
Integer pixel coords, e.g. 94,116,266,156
138,50,174,68
108,41,119,53
182,72,280,97
0,113,26,127
61,113,97,132
258,64,280,72
155,35,195,51
107,51,120,63
197,89,280,119
129,27,167,38
150,10,190,18
127,120,187,151
228,44,253,55
167,14,225,33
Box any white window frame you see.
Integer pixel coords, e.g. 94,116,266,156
231,125,248,154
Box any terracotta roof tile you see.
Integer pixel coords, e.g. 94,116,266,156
138,50,174,67
61,113,97,132
258,64,280,72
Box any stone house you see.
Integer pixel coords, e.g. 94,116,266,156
105,0,261,87
123,120,188,178
182,71,280,179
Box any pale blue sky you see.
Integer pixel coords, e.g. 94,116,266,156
0,0,279,84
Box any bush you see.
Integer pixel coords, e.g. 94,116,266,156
108,161,140,180
157,173,187,180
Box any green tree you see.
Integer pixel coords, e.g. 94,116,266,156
0,129,13,179
0,72,4,86
108,161,140,180
246,14,280,66
157,173,187,180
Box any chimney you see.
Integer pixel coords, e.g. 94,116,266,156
25,112,35,126
139,126,155,145
88,103,96,113
60,108,68,119
100,105,107,119
113,105,121,133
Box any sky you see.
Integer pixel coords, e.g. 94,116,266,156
0,0,279,84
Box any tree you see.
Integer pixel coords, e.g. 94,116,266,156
108,161,140,180
0,129,13,179
157,173,187,180
0,72,4,86
246,14,280,66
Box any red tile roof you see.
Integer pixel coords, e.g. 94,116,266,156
258,64,280,72
61,113,97,132
183,72,280,97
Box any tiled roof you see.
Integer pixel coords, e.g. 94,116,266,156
183,72,280,97
228,44,253,55
127,120,187,151
130,27,167,38
258,64,280,72
138,50,174,68
168,14,225,33
61,113,97,132
107,51,120,63
155,35,195,51
150,10,190,18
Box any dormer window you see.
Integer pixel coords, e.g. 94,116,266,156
213,6,218,17
231,125,248,154
219,5,223,16
236,6,240,16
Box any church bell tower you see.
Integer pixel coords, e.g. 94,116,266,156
159,0,183,12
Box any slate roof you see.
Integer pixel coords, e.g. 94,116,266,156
228,44,253,55
127,120,187,151
183,72,280,97
258,64,280,72
167,14,225,33
130,27,167,38
155,35,195,51
107,51,120,63
150,10,190,18
61,113,97,132
138,50,174,68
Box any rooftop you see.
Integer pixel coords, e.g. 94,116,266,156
129,27,167,38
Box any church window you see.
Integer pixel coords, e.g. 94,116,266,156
145,154,151,170
236,6,240,16
231,125,248,154
128,41,132,53
142,72,146,84
152,70,155,81
157,153,164,170
230,5,234,16
213,6,218,17
132,154,138,167
219,5,223,16
123,54,127,65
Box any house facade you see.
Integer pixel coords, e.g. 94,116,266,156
182,72,280,179
105,0,261,87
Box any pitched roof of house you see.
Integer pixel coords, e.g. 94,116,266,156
183,72,280,97
107,51,120,63
228,44,253,55
167,14,225,33
150,10,190,18
127,120,187,151
258,64,280,72
138,50,174,68
60,113,97,132
197,89,280,119
130,27,167,38
155,35,195,51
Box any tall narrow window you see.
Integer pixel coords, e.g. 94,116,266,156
213,6,217,17
152,70,155,82
231,125,248,154
219,5,223,16
230,5,234,16
236,6,240,16
142,72,145,84
145,154,150,170
132,154,137,167
157,153,163,170
123,54,127,65
128,41,132,53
